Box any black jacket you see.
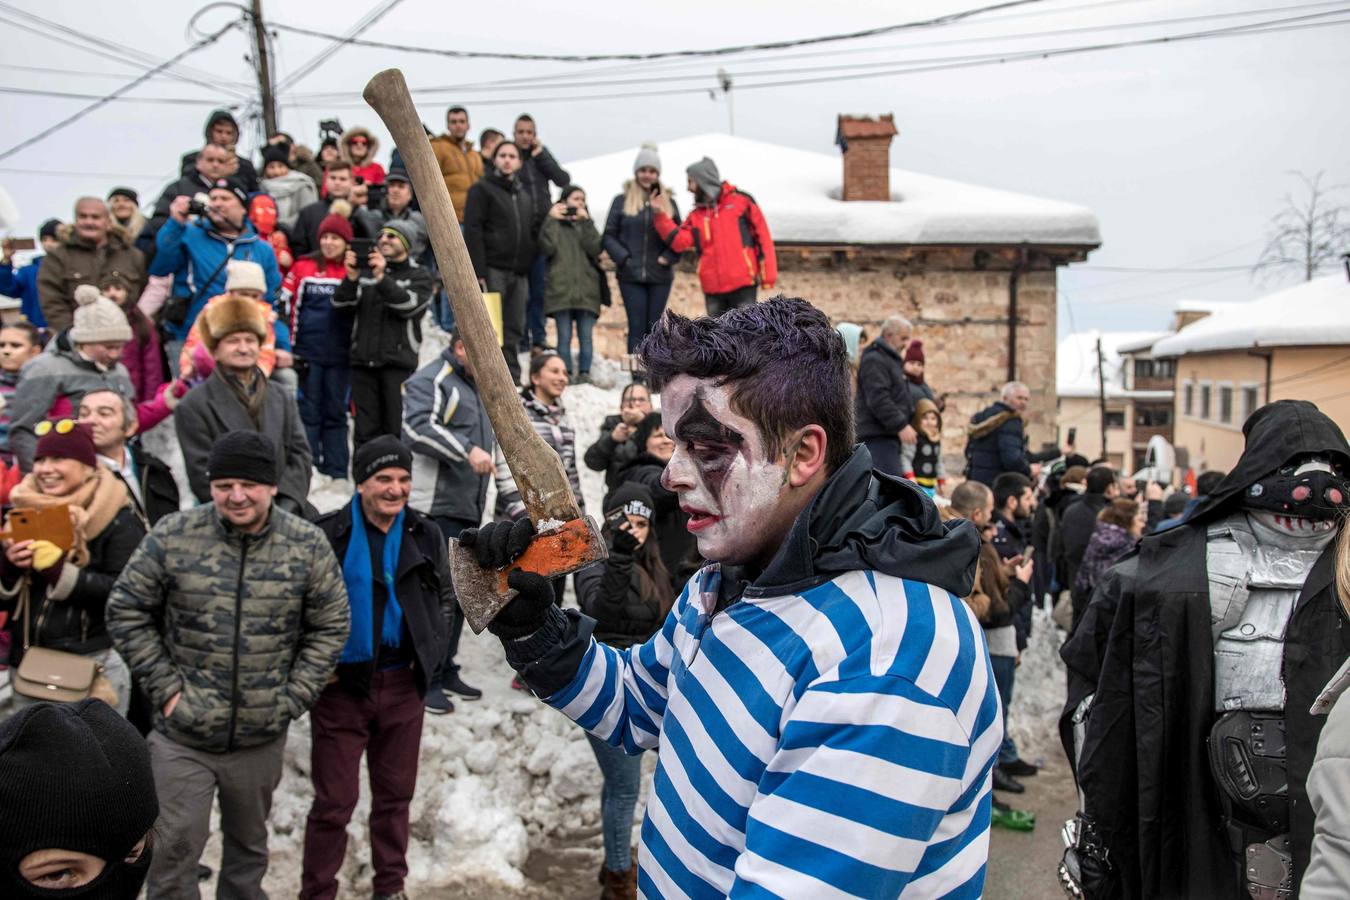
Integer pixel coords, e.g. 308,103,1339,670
316,505,453,697
123,442,180,526
854,340,913,441
511,444,980,696
583,414,641,494
464,172,537,277
0,504,145,663
516,146,570,232
608,453,697,589
1059,492,1109,600
602,192,681,284
1060,400,1350,898
138,171,217,262
965,401,1031,486
332,256,436,370
574,539,671,650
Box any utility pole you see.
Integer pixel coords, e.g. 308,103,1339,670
718,68,734,134
250,0,277,137
1096,336,1108,462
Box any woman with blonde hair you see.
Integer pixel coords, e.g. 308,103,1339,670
0,420,144,715
602,144,682,364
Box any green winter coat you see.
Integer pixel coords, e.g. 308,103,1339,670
107,503,350,753
539,215,603,316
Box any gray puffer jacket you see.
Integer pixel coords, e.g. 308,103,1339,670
1305,657,1350,898
107,504,350,753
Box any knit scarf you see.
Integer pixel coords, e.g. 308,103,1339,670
339,497,404,664
218,368,267,430
9,467,129,567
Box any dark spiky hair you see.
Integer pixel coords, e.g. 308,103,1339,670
639,296,855,472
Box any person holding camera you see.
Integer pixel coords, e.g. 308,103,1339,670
602,144,682,361
539,185,603,384
573,482,674,897
583,382,654,494
149,177,280,372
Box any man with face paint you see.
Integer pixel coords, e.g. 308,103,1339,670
1060,399,1350,899
464,297,995,897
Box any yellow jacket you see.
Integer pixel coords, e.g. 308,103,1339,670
429,134,483,220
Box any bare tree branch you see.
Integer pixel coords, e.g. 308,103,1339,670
1254,171,1350,283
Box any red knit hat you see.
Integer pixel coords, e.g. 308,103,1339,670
904,339,925,363
318,213,353,243
34,420,98,468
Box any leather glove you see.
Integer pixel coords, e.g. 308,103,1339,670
459,518,556,640
609,526,639,557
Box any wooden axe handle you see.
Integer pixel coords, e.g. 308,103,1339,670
363,69,580,526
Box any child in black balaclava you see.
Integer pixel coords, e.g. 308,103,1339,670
0,700,158,899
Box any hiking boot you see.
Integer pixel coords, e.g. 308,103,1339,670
1001,758,1040,778
992,767,1025,794
574,372,592,385
599,863,637,900
443,672,482,701
423,689,454,715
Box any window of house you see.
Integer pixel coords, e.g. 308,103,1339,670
1158,359,1176,379
1105,411,1126,429
1200,383,1212,419
1183,382,1194,416
1134,359,1153,381
1219,385,1234,424
1242,385,1260,420
1136,406,1173,427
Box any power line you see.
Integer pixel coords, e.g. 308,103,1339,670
279,12,1350,110
268,0,1053,63
0,166,170,180
272,0,405,93
0,86,228,105
1077,263,1253,273
0,19,241,163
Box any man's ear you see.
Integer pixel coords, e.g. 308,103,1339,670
786,425,829,488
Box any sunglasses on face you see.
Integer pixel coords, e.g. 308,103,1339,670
35,418,77,437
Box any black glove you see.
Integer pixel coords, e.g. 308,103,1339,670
459,518,556,640
609,526,640,557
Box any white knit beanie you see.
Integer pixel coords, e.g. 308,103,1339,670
633,142,661,174
225,260,267,294
69,284,132,344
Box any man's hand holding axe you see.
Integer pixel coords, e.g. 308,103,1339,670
363,69,605,636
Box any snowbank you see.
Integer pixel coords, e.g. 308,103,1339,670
1152,275,1350,357
563,133,1101,247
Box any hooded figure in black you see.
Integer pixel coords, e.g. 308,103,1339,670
1059,400,1350,899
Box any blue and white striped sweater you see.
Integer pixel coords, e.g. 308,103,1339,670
547,565,1002,899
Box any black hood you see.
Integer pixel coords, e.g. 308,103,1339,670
1188,399,1350,526
744,444,979,600
203,108,239,140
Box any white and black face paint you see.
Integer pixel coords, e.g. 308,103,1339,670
659,375,789,565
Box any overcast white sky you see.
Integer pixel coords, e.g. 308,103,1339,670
2,0,1347,336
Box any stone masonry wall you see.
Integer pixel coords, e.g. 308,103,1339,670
554,248,1060,475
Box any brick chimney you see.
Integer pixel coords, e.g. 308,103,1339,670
836,114,897,202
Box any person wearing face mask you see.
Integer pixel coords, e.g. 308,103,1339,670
0,699,158,899
602,144,682,364
1060,400,1350,900
464,297,991,897
573,481,673,899
0,420,144,716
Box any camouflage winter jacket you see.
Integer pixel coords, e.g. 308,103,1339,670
107,504,350,753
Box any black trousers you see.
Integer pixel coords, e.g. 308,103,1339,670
350,365,414,454
704,284,758,318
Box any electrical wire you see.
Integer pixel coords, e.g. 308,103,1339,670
0,19,241,163
0,86,227,105
268,0,1054,63
0,166,170,180
1077,264,1254,273
277,12,1350,109
272,0,405,93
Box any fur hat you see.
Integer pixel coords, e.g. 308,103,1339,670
224,260,266,294
633,142,661,174
200,295,268,352
69,284,132,345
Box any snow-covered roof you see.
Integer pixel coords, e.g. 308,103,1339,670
1058,330,1172,399
1153,276,1350,357
562,134,1101,247
1173,298,1245,315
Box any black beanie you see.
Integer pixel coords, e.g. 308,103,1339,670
606,481,655,521
38,218,61,240
261,144,290,168
209,176,249,208
0,700,158,898
207,431,279,485
353,435,413,485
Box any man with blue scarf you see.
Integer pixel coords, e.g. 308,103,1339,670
305,435,453,900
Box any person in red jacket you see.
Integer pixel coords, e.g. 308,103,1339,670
650,156,776,317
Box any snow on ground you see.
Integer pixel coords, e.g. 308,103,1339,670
139,317,1070,895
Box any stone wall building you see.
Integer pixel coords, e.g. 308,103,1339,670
562,125,1101,470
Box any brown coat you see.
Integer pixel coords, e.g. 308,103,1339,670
38,224,146,332
429,133,483,221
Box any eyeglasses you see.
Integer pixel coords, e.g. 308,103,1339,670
35,418,77,437
349,137,368,145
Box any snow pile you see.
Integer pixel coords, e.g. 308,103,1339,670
1152,275,1350,357
1005,606,1070,766
563,133,1101,247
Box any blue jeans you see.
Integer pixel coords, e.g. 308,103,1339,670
525,253,549,348
585,732,643,872
617,281,673,354
298,361,351,479
552,309,596,376
990,653,1021,765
